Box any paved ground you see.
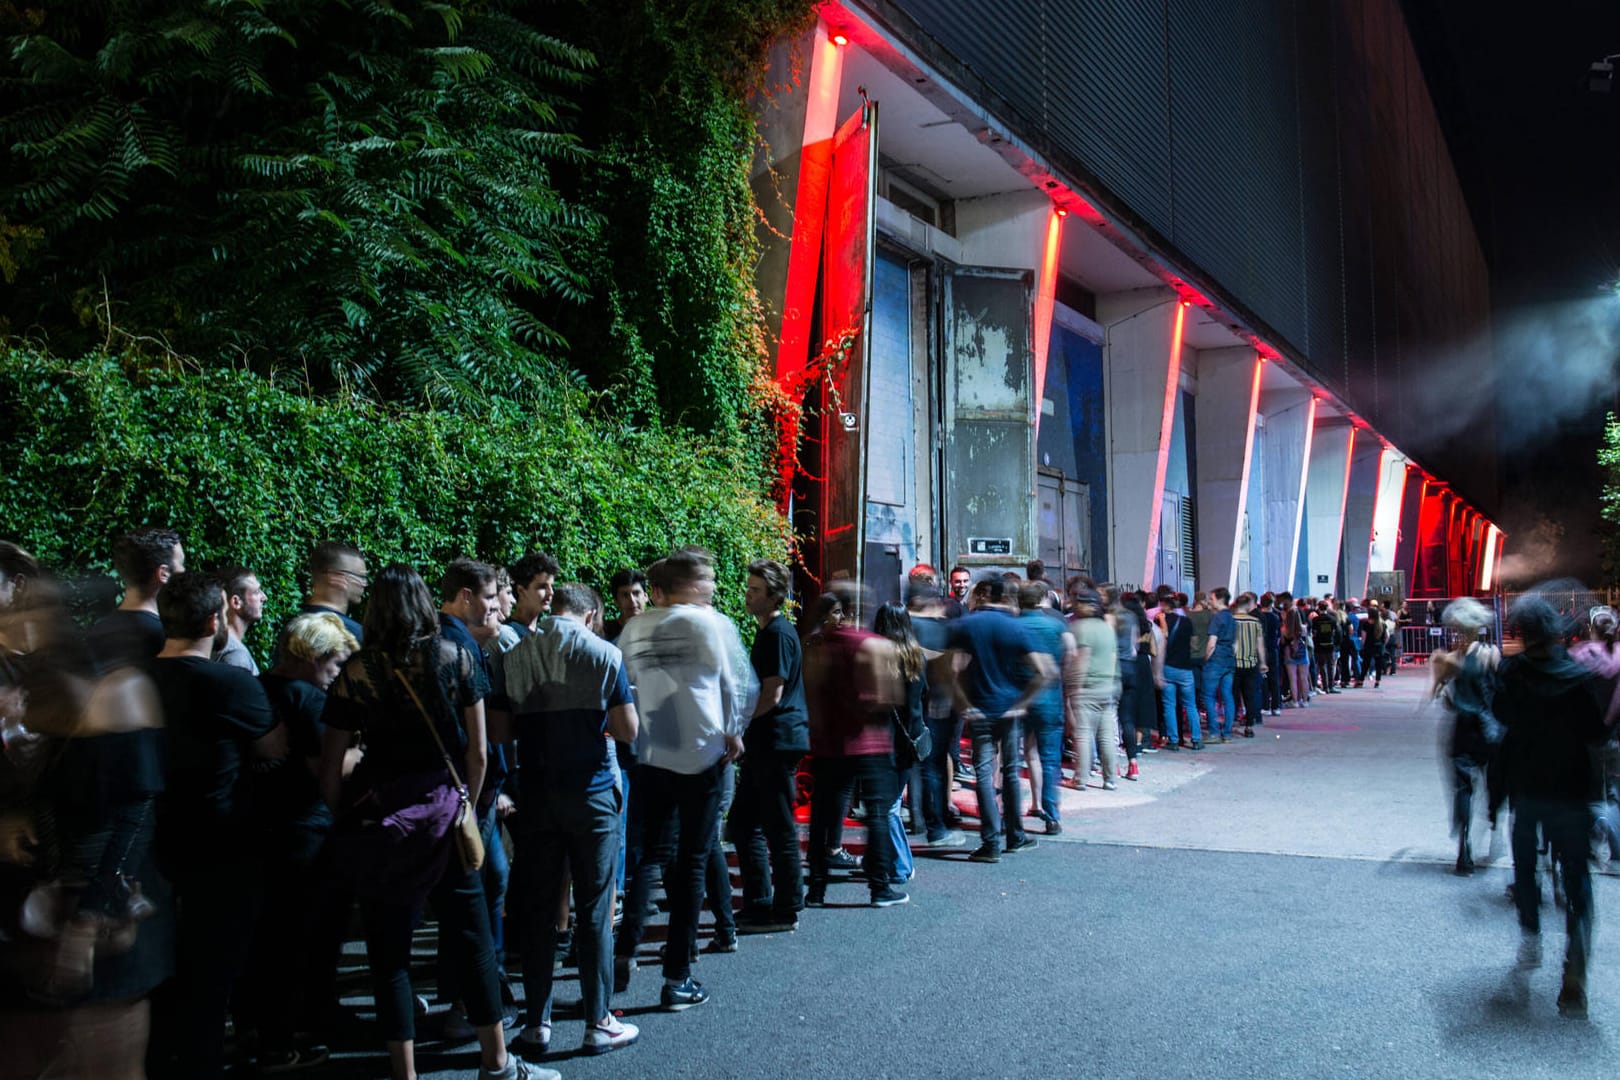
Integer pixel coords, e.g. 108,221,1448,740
321,665,1620,1079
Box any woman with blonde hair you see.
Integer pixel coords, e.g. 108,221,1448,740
1429,597,1501,875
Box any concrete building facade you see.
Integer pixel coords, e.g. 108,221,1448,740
751,1,1502,607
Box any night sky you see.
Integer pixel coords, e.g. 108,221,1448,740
1404,1,1620,583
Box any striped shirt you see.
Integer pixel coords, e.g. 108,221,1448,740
1233,612,1264,669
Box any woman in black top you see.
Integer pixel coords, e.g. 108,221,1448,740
320,565,539,1080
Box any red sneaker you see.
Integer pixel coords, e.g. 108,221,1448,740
1126,761,1140,781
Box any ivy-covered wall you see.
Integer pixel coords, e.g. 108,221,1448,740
0,0,818,617
0,346,788,636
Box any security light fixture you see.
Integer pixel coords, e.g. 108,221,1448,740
830,30,849,46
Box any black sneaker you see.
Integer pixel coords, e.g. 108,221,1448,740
1004,836,1039,854
660,977,709,1011
870,886,910,907
1045,818,1063,836
256,1045,330,1074
804,885,827,907
703,929,738,954
825,848,860,871
736,909,798,934
968,843,1001,863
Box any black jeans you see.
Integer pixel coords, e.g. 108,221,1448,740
152,856,265,1079
706,762,737,933
516,784,620,1027
617,761,723,981
807,754,897,894
731,749,805,917
1234,666,1262,727
359,858,502,1043
1261,651,1281,710
971,715,1025,847
1511,799,1594,979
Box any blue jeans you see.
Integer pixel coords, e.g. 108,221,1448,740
888,786,914,882
920,713,958,841
1160,666,1199,743
1026,705,1064,822
1202,661,1236,738
971,714,1026,846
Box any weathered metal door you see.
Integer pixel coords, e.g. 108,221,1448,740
943,266,1035,567
1037,472,1090,581
818,100,877,597
1156,491,1182,591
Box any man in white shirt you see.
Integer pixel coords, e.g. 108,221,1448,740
612,549,756,1013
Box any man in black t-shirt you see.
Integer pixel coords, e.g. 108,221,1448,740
731,559,809,933
88,526,183,672
147,571,281,1080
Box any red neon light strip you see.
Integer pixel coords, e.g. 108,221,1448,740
1142,303,1187,587
1226,353,1264,590
774,23,844,384
1031,210,1063,441
1285,397,1318,590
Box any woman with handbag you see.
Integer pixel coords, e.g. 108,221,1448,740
320,565,545,1080
873,603,927,885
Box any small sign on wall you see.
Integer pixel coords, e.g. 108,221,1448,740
1316,574,1329,584
968,537,1013,555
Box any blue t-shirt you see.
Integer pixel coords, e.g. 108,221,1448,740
1019,610,1067,713
945,609,1039,718
497,617,634,797
440,612,506,809
1207,609,1236,667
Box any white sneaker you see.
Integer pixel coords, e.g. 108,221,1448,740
582,1014,639,1055
511,1022,550,1057
1517,933,1542,970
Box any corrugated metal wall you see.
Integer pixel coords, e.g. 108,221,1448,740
878,0,1494,507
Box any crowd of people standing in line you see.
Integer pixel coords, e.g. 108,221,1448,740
0,526,1414,1080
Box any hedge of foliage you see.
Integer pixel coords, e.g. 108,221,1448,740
0,346,790,641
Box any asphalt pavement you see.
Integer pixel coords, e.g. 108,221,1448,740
325,663,1620,1079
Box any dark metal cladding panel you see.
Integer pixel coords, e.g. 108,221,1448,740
890,0,1045,126
1167,0,1253,303
1239,0,1306,353
1048,0,1174,237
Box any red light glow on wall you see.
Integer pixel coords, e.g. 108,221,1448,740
1227,352,1265,589
774,21,845,385
1031,208,1064,441
1143,301,1187,587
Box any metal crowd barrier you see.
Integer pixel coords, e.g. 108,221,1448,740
1398,624,1447,665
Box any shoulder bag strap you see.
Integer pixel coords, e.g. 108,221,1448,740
391,666,468,795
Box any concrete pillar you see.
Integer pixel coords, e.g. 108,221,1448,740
1193,347,1261,593
1368,448,1408,574
1258,390,1314,592
1340,436,1382,600
1100,288,1184,589
1302,421,1355,596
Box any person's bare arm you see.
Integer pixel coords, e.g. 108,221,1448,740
606,702,639,744
751,676,785,719
319,726,350,812
1005,651,1056,718
462,701,488,806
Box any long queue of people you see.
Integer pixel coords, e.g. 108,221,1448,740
1,529,1408,1080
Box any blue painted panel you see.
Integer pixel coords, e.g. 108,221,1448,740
1051,326,1109,580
